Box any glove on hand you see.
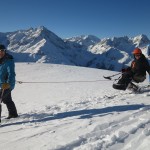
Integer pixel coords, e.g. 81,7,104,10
121,67,131,73
1,83,10,90
121,68,126,73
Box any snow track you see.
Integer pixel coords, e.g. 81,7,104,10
0,63,150,150
50,99,150,150
2,90,150,150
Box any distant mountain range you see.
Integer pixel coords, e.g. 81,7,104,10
0,26,150,71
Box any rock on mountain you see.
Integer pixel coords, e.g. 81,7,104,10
0,26,150,71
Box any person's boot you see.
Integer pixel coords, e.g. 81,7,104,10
6,113,18,119
6,101,18,119
113,78,128,90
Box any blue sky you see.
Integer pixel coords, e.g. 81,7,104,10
0,0,150,39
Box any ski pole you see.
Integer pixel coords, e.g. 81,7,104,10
0,89,5,123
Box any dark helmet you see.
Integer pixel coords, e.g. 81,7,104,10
0,44,6,51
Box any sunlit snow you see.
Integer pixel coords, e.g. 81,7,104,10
0,63,150,150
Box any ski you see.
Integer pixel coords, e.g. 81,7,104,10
137,84,150,93
103,72,122,80
103,76,112,80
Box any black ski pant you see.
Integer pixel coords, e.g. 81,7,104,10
118,72,133,86
118,71,146,89
0,89,18,117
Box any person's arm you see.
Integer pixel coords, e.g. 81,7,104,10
6,60,16,90
145,60,150,84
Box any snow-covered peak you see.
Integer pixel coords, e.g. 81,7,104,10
91,36,134,54
36,26,64,44
7,26,65,49
65,35,100,48
3,27,70,64
132,34,150,46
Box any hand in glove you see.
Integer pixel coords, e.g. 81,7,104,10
1,83,10,90
121,67,131,73
121,68,126,73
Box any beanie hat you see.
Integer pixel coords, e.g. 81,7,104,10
0,44,6,51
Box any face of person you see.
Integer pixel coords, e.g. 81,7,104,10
134,54,141,59
0,50,5,59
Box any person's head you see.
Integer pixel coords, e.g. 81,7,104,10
132,47,142,59
0,44,6,59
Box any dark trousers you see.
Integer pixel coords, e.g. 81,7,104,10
0,89,18,117
118,72,146,89
118,72,133,85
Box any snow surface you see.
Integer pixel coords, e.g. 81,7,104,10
0,63,150,150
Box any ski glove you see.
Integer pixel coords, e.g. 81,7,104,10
121,67,131,73
1,83,10,90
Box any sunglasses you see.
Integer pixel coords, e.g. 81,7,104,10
135,54,141,57
0,50,5,52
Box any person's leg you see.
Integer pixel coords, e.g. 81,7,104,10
117,72,132,87
113,72,133,90
0,104,1,123
127,75,146,92
2,89,18,119
0,89,5,122
133,75,146,83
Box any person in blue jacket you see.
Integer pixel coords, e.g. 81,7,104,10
0,44,18,122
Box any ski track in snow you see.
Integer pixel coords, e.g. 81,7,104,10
51,90,150,150
0,63,150,150
1,89,150,150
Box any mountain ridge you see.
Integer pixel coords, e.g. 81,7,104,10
0,26,150,71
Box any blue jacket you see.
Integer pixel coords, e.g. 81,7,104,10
0,53,16,90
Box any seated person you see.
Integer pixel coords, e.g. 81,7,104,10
113,48,150,91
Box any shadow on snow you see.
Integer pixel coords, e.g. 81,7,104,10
1,104,149,127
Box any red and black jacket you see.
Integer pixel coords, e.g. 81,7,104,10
130,54,150,76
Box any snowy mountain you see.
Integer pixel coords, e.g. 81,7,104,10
0,63,150,150
65,35,100,50
0,26,150,71
6,26,72,64
0,27,97,66
132,34,150,47
89,35,150,70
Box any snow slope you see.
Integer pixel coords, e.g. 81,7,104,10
0,63,150,150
